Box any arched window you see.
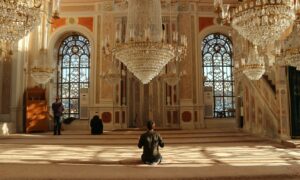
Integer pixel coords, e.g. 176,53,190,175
202,33,234,117
58,34,90,118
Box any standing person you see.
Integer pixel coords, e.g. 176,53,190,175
138,120,164,165
52,97,64,135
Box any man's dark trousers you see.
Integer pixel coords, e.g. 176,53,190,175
54,116,61,135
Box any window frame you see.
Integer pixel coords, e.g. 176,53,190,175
57,34,91,119
202,33,234,117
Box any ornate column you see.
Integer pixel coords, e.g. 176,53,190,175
178,3,194,129
10,40,28,133
276,66,290,139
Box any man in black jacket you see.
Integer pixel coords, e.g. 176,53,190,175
52,97,64,135
138,120,164,165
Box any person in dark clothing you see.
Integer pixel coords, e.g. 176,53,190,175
90,115,103,135
138,120,164,165
52,97,64,135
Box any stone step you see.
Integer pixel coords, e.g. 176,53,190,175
61,118,238,131
62,119,90,131
281,139,300,148
0,129,268,146
0,163,299,180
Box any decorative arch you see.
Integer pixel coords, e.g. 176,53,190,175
48,24,95,65
201,33,234,117
198,25,232,43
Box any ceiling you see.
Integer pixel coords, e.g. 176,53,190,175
61,0,237,5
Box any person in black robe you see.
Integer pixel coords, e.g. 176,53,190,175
90,115,103,135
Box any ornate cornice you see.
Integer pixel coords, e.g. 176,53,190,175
61,0,239,13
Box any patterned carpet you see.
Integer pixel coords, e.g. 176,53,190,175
0,129,300,179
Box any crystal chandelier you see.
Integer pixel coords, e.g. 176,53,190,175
103,0,187,84
162,72,181,86
279,11,300,70
29,0,59,85
243,46,265,80
0,0,43,42
31,67,55,84
0,0,61,43
229,0,296,47
31,49,55,84
160,60,186,86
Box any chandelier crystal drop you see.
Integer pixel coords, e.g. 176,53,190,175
103,0,187,84
230,0,296,47
279,14,300,70
243,46,265,80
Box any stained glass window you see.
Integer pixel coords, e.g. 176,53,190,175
202,33,234,117
58,34,90,119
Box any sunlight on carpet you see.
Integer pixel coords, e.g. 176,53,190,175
0,144,299,167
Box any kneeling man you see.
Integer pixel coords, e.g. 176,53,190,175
138,120,164,165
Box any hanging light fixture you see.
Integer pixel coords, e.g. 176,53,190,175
214,0,299,80
0,0,43,42
0,0,61,56
243,46,265,80
161,60,186,86
279,9,300,70
103,0,187,84
31,49,55,84
230,0,297,47
30,0,60,84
